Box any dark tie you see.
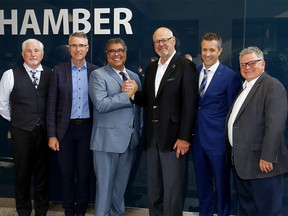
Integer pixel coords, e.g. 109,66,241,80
119,71,128,81
30,70,38,89
199,69,208,99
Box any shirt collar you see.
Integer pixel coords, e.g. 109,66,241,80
110,65,127,76
243,75,261,89
203,60,220,73
158,51,176,66
71,60,87,70
23,62,43,72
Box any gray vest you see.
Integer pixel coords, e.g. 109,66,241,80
10,65,52,131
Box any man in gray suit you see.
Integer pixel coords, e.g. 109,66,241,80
227,46,288,215
88,37,142,216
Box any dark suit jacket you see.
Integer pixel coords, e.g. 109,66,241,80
134,54,198,152
46,60,98,141
194,63,242,152
226,72,288,180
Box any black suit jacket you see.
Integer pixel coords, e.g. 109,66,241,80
46,60,98,141
134,54,198,152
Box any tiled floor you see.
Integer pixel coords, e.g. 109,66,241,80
0,198,197,216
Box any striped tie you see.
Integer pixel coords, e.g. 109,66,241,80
119,71,128,81
199,69,208,100
30,70,38,89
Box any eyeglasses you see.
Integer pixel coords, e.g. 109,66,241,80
106,49,126,55
69,44,88,49
153,37,173,46
240,59,262,68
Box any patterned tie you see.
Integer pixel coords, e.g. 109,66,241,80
119,71,128,82
199,69,208,100
30,70,38,89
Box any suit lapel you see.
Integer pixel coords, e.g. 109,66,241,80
235,73,266,120
65,62,73,102
149,63,158,99
105,64,123,86
201,64,223,102
87,63,94,75
155,54,178,99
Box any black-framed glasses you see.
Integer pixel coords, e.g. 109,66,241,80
153,37,173,46
106,49,126,55
240,59,262,68
69,44,88,49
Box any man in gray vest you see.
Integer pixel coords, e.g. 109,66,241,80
0,38,52,216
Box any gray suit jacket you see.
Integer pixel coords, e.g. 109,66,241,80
226,72,288,180
89,64,142,153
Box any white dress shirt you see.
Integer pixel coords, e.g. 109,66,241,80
199,61,219,93
154,51,176,96
0,63,43,121
227,78,259,146
112,67,130,81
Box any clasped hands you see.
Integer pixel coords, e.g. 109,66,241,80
122,79,138,98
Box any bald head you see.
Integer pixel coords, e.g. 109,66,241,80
152,27,176,63
153,27,173,40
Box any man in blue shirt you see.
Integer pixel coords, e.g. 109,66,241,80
46,32,97,216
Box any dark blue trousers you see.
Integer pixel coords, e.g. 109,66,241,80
58,121,92,216
192,142,231,216
234,170,283,216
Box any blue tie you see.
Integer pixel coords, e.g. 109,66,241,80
30,70,38,89
199,69,208,100
119,71,128,81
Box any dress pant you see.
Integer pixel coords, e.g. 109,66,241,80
93,147,136,216
11,125,50,216
147,134,185,216
234,170,283,216
58,121,92,216
191,142,231,216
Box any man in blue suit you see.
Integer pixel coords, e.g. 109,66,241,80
191,32,242,215
88,38,142,216
46,32,97,216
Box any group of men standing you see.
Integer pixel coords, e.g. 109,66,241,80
0,26,288,216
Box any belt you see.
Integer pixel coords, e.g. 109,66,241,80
70,118,92,125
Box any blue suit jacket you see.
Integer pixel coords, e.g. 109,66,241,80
46,60,98,141
193,63,242,152
88,64,142,153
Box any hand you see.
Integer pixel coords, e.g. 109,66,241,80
48,137,60,151
122,80,138,98
173,139,190,158
259,159,273,173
